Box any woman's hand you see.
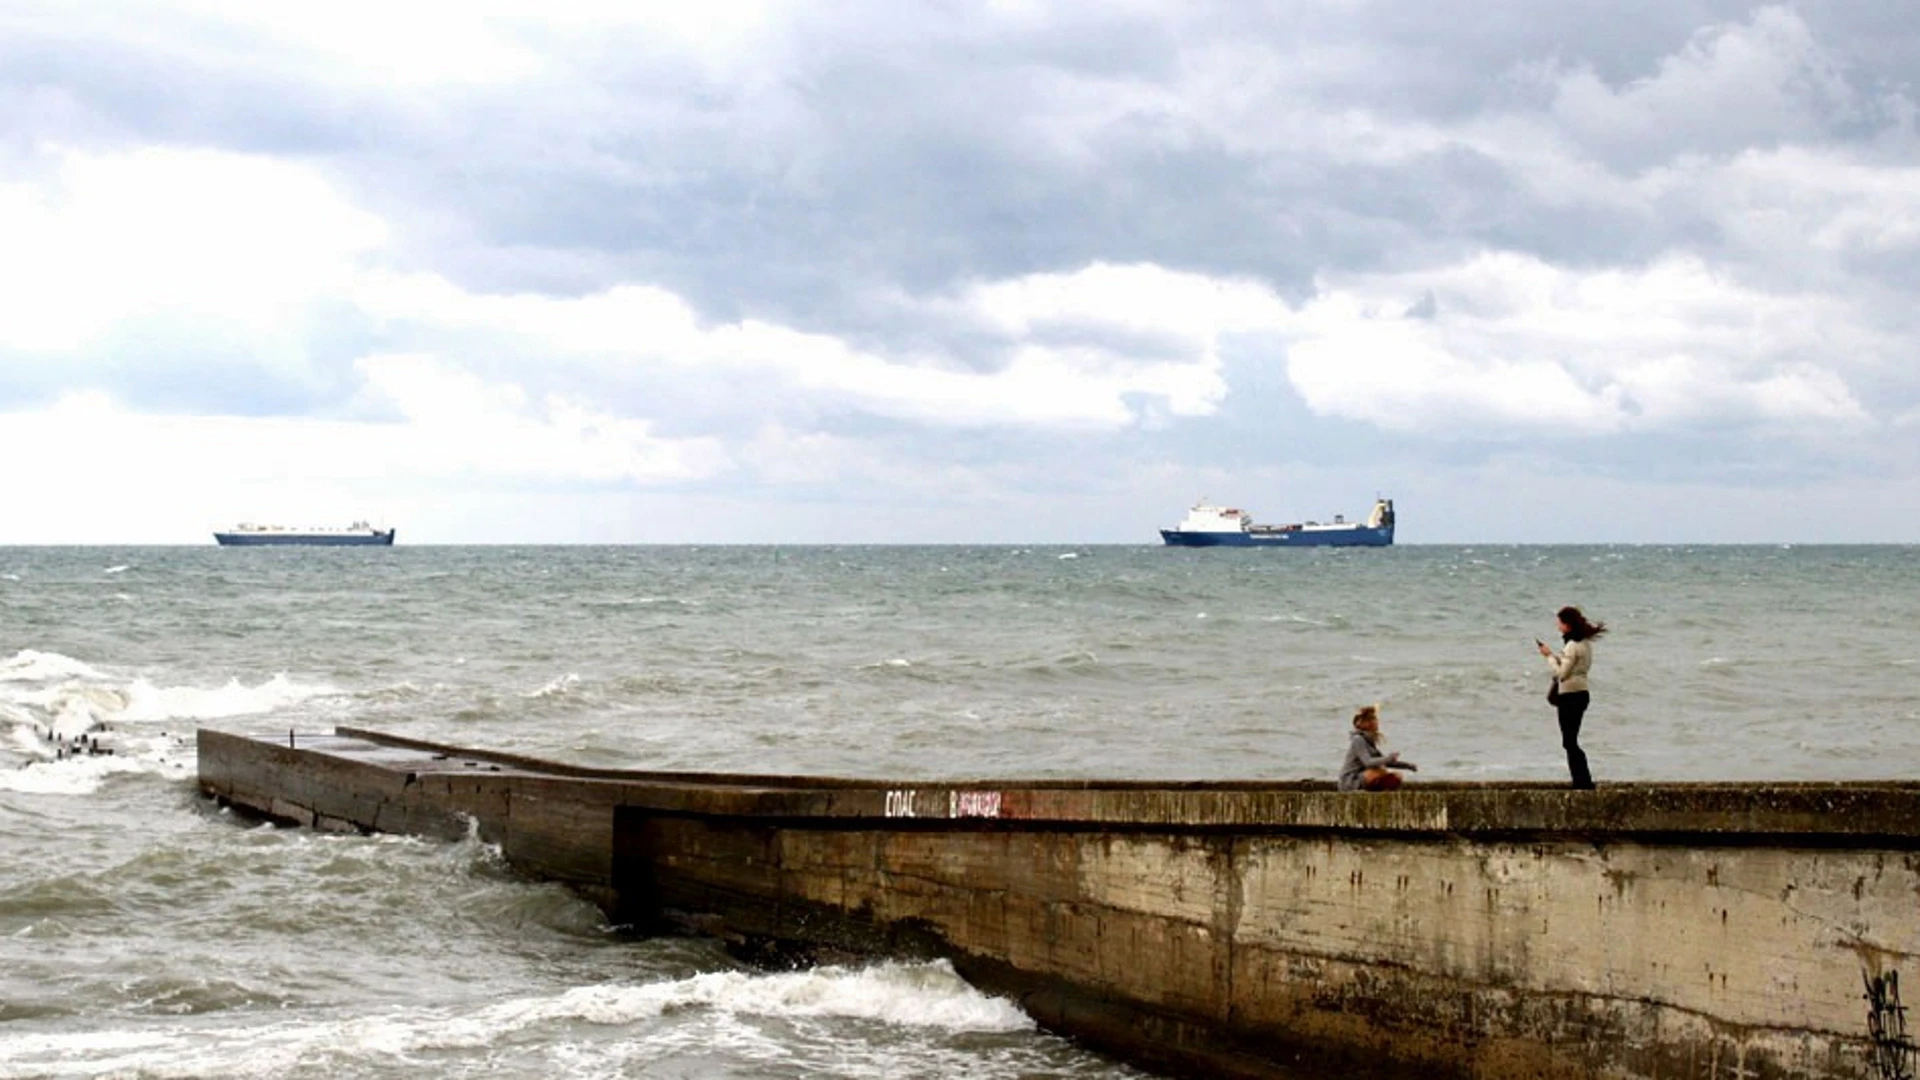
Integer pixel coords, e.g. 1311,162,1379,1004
1537,642,1552,657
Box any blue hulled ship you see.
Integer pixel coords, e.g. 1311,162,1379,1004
1160,497,1394,547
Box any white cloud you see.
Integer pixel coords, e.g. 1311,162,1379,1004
191,0,543,86
736,424,864,485
1543,6,1857,160
0,143,1262,534
966,261,1286,341
1287,307,1605,433
0,143,1243,435
0,369,734,541
1285,252,1871,435
109,0,791,88
0,137,1890,469
352,272,706,357
352,354,733,484
737,423,996,493
353,263,1243,428
17,0,538,89
8,370,732,491
0,146,384,353
1437,9,1920,265
1707,147,1920,258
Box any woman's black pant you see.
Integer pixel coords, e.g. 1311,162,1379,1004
1556,690,1594,788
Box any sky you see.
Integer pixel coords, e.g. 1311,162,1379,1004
3,1,1919,544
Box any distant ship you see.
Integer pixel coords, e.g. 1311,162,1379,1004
213,521,396,547
1160,497,1394,547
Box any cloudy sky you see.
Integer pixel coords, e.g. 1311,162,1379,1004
3,1,1918,543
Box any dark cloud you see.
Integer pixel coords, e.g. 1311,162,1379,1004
13,2,1916,328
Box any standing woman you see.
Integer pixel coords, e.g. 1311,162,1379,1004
1538,605,1607,789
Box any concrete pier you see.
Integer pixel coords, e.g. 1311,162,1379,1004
197,726,1920,1080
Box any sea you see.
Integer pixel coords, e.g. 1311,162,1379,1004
3,543,1917,1079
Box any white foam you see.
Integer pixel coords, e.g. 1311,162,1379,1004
119,673,333,722
0,749,158,795
546,960,1022,1035
412,961,1029,1040
0,650,105,683
611,960,1032,1032
599,959,1028,1032
527,673,582,699
0,652,336,790
10,685,128,738
3,673,332,749
4,712,42,754
0,961,1032,1077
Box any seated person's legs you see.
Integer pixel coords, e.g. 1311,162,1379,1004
1361,768,1403,792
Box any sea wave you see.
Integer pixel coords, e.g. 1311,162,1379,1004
0,650,105,683
0,960,1034,1079
0,749,171,796
0,651,329,789
486,960,1031,1033
120,674,338,723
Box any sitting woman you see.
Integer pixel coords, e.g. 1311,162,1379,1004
1338,704,1418,791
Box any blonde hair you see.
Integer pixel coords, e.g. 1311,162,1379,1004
1352,704,1379,729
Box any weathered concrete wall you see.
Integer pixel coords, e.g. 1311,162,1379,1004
198,727,1920,1080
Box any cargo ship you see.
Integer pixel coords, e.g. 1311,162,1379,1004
213,521,396,546
1160,497,1394,547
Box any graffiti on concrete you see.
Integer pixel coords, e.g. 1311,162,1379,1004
884,788,1005,819
1865,969,1917,1080
949,790,1002,818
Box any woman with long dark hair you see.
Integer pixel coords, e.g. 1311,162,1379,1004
1538,605,1606,789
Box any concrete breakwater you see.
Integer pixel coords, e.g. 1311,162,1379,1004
196,726,1920,1079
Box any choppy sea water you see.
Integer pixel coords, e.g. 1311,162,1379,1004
3,544,1917,1078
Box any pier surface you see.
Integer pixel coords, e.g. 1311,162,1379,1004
198,726,1920,1079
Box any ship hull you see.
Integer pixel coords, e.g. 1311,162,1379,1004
213,531,396,547
1160,526,1392,548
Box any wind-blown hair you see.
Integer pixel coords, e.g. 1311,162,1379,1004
1557,606,1608,641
